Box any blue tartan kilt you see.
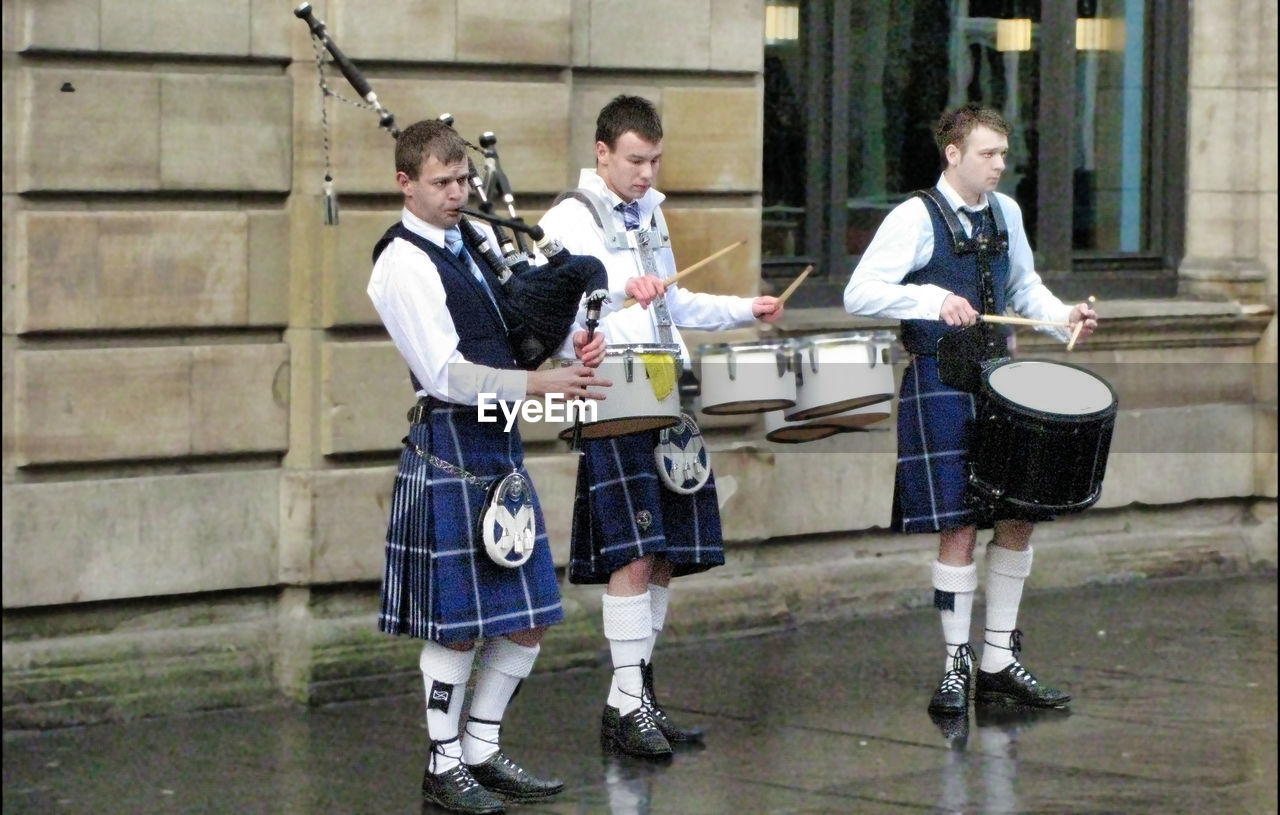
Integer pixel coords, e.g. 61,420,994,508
378,404,563,643
892,355,991,534
568,429,725,585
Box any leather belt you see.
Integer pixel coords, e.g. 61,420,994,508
407,395,452,424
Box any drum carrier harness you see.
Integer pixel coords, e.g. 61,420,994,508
912,187,1011,394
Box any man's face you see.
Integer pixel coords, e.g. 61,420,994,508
946,124,1008,202
596,131,662,203
398,153,470,229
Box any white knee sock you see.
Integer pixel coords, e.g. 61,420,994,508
646,584,671,664
419,640,476,773
933,561,978,673
603,592,652,716
982,544,1034,673
462,637,540,765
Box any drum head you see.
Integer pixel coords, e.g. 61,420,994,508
985,360,1115,417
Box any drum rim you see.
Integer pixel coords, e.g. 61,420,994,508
793,331,880,348
981,358,1118,421
603,343,681,356
697,340,793,355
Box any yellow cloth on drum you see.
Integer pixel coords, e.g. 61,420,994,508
639,354,677,401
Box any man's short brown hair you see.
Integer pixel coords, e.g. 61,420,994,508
395,120,469,178
933,103,1010,156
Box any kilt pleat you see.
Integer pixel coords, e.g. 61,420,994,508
892,355,987,533
378,404,563,643
568,430,724,585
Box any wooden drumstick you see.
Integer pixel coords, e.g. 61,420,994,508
1066,295,1096,352
622,240,747,307
980,314,1072,329
776,265,814,306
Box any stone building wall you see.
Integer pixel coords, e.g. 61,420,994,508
2,0,1275,727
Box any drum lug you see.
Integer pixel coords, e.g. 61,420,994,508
727,347,737,382
623,348,635,383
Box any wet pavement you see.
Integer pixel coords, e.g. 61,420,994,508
4,574,1276,815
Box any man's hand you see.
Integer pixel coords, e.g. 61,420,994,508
752,296,783,323
623,276,665,309
939,293,979,327
527,364,611,402
572,330,606,368
1068,301,1099,341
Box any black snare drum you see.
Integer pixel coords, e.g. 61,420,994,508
967,359,1117,519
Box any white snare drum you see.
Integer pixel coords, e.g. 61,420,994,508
557,343,681,441
785,331,896,421
697,341,796,415
763,409,841,444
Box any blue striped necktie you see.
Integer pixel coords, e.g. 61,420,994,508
444,226,503,322
616,200,641,231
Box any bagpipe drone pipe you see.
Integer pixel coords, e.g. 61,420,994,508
295,3,608,369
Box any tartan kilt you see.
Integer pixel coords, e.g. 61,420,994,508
378,404,563,643
568,429,725,585
892,355,992,534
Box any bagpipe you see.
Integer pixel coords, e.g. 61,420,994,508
295,3,607,369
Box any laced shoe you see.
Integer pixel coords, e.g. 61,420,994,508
975,630,1071,708
421,761,505,815
600,704,673,758
927,643,975,714
641,660,706,743
466,750,564,800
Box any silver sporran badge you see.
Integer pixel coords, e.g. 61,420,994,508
654,413,710,495
481,471,537,568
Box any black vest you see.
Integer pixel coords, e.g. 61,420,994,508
898,188,1011,356
372,222,517,387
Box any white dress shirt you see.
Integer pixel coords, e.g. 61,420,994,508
844,175,1073,342
367,208,528,405
538,169,758,365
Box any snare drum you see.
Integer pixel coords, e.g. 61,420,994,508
967,359,1117,518
785,332,896,421
557,343,682,441
698,340,796,415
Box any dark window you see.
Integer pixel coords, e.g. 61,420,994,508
762,0,1187,306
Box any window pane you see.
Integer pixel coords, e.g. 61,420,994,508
1075,0,1146,252
844,2,950,256
763,2,809,260
843,1,1041,255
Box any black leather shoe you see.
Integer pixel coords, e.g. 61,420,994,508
642,661,706,743
421,763,505,814
466,751,564,800
601,705,673,758
927,643,975,714
975,661,1071,708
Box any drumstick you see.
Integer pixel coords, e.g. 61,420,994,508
1066,295,1097,352
622,240,747,307
979,314,1072,329
776,265,814,306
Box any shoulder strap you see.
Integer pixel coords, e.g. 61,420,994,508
551,188,630,250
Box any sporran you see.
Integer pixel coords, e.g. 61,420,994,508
654,413,711,495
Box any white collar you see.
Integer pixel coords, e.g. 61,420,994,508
935,175,989,213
